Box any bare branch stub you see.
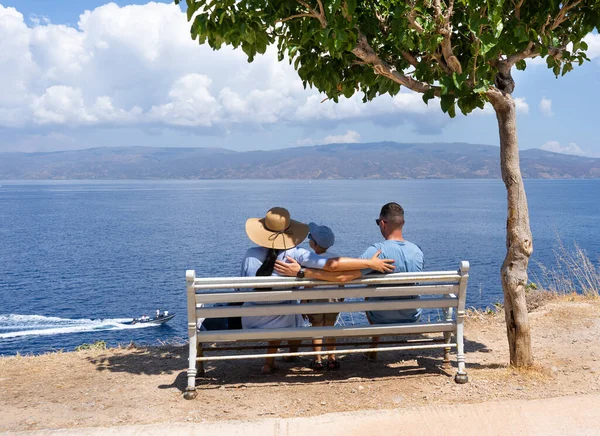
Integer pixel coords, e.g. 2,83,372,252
514,0,525,20
436,0,462,73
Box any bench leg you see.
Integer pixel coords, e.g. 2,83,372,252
442,308,453,369
454,310,469,384
184,335,198,400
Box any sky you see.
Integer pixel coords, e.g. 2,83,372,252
1,1,599,156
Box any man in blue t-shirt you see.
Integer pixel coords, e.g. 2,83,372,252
274,202,424,359
358,202,423,325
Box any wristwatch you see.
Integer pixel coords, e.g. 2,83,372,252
296,268,306,279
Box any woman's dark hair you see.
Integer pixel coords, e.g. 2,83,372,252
256,249,281,277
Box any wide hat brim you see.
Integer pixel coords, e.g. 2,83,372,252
245,218,309,250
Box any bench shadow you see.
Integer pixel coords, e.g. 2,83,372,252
85,335,494,394
86,345,188,376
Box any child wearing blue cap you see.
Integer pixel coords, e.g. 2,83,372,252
306,222,341,370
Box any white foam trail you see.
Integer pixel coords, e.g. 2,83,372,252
0,314,161,339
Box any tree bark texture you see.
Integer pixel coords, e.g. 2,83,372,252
490,91,534,367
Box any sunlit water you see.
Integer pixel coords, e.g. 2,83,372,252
1,179,598,355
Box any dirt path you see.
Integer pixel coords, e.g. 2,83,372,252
10,394,600,436
1,297,599,433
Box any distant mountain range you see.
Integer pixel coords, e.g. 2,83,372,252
1,142,599,179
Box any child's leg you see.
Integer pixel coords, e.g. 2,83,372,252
324,316,336,361
308,314,325,369
313,336,324,362
365,312,379,361
263,340,281,374
286,339,302,360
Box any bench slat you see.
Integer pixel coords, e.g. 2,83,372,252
198,342,458,361
197,321,455,342
194,284,459,304
192,272,461,290
196,296,457,318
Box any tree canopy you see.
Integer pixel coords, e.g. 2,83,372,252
178,0,599,116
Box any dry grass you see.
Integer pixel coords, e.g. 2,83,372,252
532,239,600,298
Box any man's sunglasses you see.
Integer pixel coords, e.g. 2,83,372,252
375,218,386,226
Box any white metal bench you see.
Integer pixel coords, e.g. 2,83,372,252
184,261,470,400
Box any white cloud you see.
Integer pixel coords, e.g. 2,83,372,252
323,130,361,144
1,2,598,152
540,141,584,156
583,33,600,60
297,130,361,146
0,1,459,144
539,97,553,117
148,74,220,127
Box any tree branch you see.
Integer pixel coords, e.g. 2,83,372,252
375,10,389,35
351,31,440,95
276,13,315,24
514,0,525,20
291,0,327,28
550,0,583,31
401,51,418,67
406,1,424,33
432,50,452,75
437,0,462,73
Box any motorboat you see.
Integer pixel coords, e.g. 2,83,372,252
124,312,175,325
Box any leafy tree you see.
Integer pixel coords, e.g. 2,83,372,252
176,0,599,367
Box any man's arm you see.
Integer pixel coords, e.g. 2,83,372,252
275,255,374,283
322,255,394,273
299,249,394,273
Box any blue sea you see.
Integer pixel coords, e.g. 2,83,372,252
0,179,598,356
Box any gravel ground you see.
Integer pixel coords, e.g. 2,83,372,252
1,296,599,433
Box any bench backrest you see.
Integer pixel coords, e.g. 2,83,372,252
186,261,469,341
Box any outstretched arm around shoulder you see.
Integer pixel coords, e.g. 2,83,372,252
299,249,394,273
274,251,386,282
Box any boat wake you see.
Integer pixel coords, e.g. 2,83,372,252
0,314,160,340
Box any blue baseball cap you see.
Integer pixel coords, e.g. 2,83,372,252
308,222,335,249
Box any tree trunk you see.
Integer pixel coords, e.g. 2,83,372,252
490,91,534,367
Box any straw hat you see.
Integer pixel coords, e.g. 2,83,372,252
245,207,309,250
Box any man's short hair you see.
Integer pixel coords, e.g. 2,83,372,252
380,202,405,229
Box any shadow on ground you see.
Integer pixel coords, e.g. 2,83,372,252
86,335,493,394
86,345,188,376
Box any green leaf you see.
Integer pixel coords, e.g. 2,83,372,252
346,0,357,17
440,94,454,113
552,64,561,77
186,0,201,22
561,63,573,76
515,60,526,71
422,88,436,104
448,103,456,118
191,14,207,39
479,33,497,56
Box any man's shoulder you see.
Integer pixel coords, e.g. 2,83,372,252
402,240,423,253
376,239,423,256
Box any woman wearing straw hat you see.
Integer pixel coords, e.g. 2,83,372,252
241,207,395,374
